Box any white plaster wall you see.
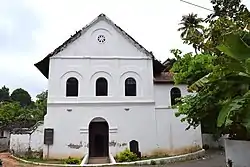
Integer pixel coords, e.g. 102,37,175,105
48,58,153,102
154,84,202,150
43,103,157,159
47,18,154,103
10,124,44,153
10,134,29,153
30,124,44,151
225,139,250,167
54,20,146,58
43,16,202,159
154,84,189,107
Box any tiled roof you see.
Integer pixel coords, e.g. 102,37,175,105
154,72,174,83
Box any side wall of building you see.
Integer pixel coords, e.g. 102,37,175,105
154,84,203,151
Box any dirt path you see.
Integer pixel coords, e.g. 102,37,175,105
0,152,23,167
0,153,45,167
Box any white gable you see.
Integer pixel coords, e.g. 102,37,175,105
54,16,150,59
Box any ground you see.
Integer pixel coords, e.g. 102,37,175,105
0,150,226,167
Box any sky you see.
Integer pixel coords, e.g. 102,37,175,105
0,0,249,99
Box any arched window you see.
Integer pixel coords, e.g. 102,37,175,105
125,77,136,96
96,77,108,96
66,77,78,97
170,87,181,105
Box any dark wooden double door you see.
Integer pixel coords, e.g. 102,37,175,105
89,121,109,157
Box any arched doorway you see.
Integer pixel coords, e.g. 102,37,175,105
89,117,109,157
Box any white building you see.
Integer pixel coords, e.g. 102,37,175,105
35,14,202,160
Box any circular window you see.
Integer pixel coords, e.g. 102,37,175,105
97,35,106,43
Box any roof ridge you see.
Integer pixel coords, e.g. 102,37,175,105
35,13,162,78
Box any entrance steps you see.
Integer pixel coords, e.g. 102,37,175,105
88,157,110,164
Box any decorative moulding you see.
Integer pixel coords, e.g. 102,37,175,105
80,127,118,134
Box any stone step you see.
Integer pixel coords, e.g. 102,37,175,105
88,157,109,164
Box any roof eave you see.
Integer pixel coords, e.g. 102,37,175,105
34,57,49,79
153,80,174,84
34,14,164,78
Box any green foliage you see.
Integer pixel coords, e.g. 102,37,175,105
159,160,165,165
176,32,250,140
209,0,250,23
215,32,250,140
170,52,215,85
64,157,81,164
150,160,156,165
35,90,48,116
178,0,250,54
0,102,44,127
115,148,138,162
11,88,32,107
178,13,205,54
174,0,250,137
0,87,46,129
174,87,221,133
0,86,10,102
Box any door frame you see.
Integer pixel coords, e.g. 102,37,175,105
88,117,109,157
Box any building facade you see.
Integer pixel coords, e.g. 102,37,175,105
35,14,202,159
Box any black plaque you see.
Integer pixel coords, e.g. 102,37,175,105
44,128,54,145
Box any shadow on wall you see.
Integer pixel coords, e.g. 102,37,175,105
0,137,9,152
202,134,225,149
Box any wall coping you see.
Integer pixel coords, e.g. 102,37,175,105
10,149,205,166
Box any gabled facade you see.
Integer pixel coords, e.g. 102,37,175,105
35,14,202,160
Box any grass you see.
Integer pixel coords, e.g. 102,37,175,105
19,157,66,164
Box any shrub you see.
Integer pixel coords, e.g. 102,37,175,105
150,160,156,165
115,148,138,162
64,157,81,164
159,160,165,165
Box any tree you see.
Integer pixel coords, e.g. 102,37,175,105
0,86,10,102
173,0,250,135
0,101,44,128
209,0,250,23
178,0,250,55
35,90,47,116
0,88,45,130
10,88,32,107
174,0,250,86
176,32,250,140
170,51,215,86
178,13,205,54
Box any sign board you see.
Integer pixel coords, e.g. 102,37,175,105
44,128,54,145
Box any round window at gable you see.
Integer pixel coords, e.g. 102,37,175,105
97,35,106,43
